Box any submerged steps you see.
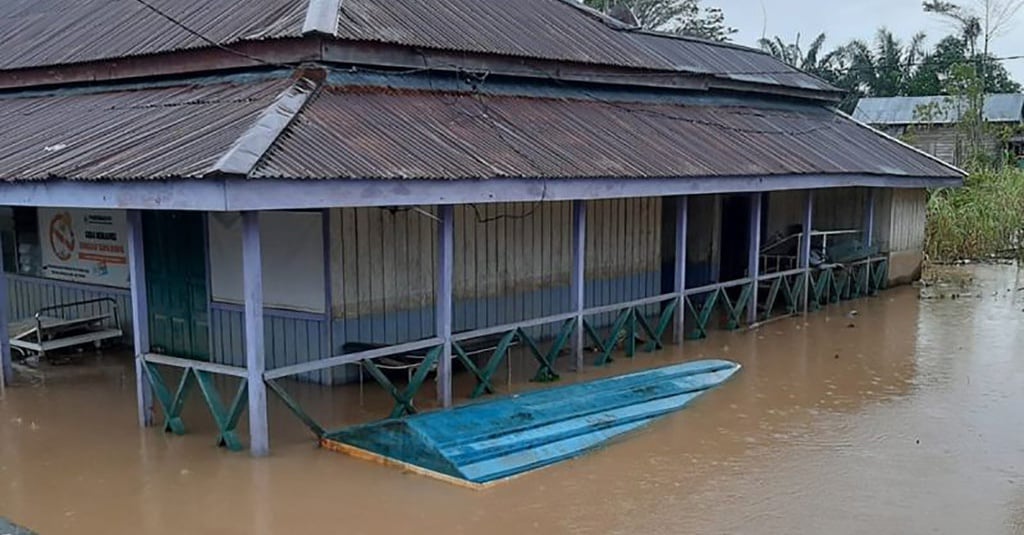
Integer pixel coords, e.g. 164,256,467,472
322,359,741,487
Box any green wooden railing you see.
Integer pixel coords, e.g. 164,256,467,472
758,269,807,321
684,279,756,340
141,355,249,451
141,258,894,451
583,295,679,366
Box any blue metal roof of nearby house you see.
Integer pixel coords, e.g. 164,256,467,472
853,94,1024,125
0,0,836,96
0,73,962,182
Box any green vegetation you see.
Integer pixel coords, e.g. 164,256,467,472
926,168,1024,261
918,56,1024,262
582,0,734,41
759,1,1024,112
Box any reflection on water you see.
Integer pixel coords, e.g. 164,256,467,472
2,264,1024,534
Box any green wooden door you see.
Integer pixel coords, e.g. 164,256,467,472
143,212,210,360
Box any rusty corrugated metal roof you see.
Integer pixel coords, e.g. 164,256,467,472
335,0,667,69
628,32,835,92
334,0,834,92
0,79,960,182
257,85,958,180
0,0,834,96
0,78,293,180
0,0,306,71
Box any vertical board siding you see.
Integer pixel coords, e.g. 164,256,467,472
813,187,867,231
333,207,437,346
210,303,329,384
7,275,132,338
888,189,928,252
585,198,663,326
765,190,805,238
767,188,870,239
455,202,573,337
328,200,665,354
685,195,720,286
873,188,894,251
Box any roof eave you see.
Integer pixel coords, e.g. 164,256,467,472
0,174,964,212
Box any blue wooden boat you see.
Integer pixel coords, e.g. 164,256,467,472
322,359,740,487
0,517,36,535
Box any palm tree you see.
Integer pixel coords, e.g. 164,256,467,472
758,33,838,77
839,28,927,98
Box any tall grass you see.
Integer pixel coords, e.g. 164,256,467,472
926,168,1024,261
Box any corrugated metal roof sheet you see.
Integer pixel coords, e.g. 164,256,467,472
0,79,292,180
0,0,306,70
854,94,1024,125
334,0,668,69
0,0,834,95
0,79,958,182
254,85,959,180
334,0,834,92
627,32,835,92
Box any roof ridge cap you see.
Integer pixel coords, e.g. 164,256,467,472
303,0,341,36
211,76,320,177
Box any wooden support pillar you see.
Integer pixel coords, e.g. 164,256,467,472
242,211,269,456
864,189,876,247
571,200,586,371
801,191,814,314
0,226,10,389
673,196,689,345
127,210,154,426
436,205,454,408
747,193,763,324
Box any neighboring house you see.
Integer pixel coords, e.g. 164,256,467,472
0,0,962,455
853,94,1024,166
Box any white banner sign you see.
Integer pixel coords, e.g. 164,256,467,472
38,208,130,288
208,211,325,313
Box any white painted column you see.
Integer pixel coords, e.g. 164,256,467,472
242,211,269,456
747,193,763,324
801,191,815,314
864,189,876,247
321,208,334,387
127,210,154,426
571,200,586,371
436,205,454,408
673,196,689,345
0,226,11,389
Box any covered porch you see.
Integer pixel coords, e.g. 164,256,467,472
0,68,962,456
2,186,906,455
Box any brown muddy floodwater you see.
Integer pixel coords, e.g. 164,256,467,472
3,264,1024,534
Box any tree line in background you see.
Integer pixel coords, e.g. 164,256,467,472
758,1,1023,111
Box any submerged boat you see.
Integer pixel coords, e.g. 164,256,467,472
322,359,741,487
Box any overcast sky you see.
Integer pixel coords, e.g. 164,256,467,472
713,0,1024,82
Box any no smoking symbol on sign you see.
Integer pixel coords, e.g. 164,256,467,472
49,212,76,262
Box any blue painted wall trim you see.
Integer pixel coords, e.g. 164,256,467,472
209,303,330,384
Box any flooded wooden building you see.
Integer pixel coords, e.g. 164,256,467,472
0,0,963,455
